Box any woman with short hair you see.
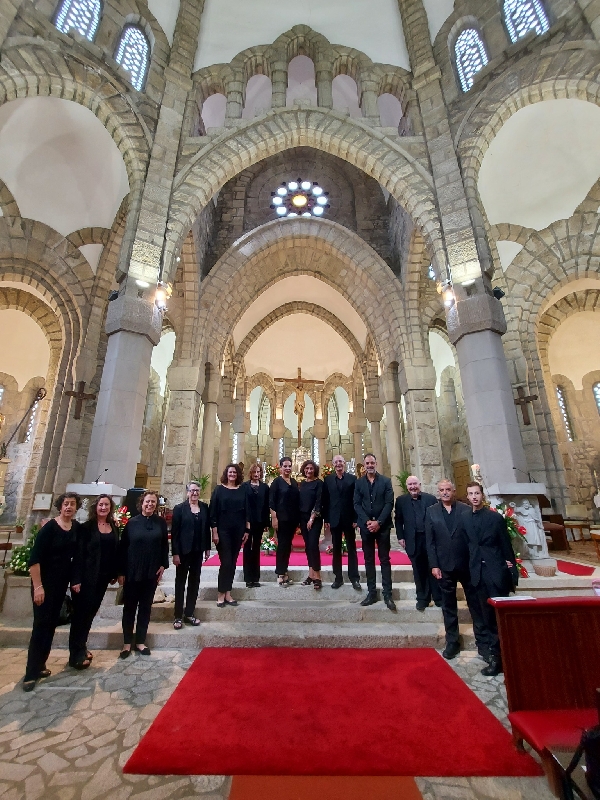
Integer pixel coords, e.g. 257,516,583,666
210,464,250,607
117,491,169,658
298,459,324,590
23,491,82,691
242,463,270,588
269,457,300,587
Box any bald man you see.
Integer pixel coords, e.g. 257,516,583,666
395,476,441,611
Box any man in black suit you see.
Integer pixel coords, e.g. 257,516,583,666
425,479,488,660
395,475,441,611
171,482,211,628
353,453,395,610
323,455,361,591
464,482,516,676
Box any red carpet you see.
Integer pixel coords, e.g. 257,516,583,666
557,559,595,576
204,550,411,567
229,775,423,800
125,648,541,777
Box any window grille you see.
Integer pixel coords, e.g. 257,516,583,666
593,382,600,416
455,28,489,92
24,400,39,444
555,386,574,442
55,0,101,41
115,25,150,91
503,0,549,43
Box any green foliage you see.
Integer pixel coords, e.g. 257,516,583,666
190,474,211,492
395,470,410,494
8,524,39,576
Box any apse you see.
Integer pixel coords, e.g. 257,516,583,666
0,309,50,390
548,312,600,390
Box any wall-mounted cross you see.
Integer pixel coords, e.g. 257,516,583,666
514,385,538,426
65,381,96,420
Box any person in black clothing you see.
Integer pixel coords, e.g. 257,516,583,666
353,453,396,611
269,456,300,586
118,491,169,658
464,482,516,676
69,494,119,669
395,475,441,611
171,481,211,629
210,464,250,607
298,459,324,591
23,491,81,691
243,463,270,588
323,455,360,591
425,479,489,661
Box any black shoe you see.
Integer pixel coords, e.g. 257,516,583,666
416,602,427,611
331,579,343,589
478,649,492,664
442,643,460,660
481,657,503,676
252,582,261,588
246,582,253,588
383,595,397,612
351,580,362,591
360,592,378,607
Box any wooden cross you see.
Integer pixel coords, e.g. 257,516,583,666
65,381,96,420
514,385,538,426
274,367,324,446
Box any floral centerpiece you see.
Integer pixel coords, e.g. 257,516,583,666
490,503,529,578
264,464,280,481
7,525,39,576
320,463,334,479
260,529,277,554
113,506,131,532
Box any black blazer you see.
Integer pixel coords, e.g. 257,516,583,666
269,476,300,525
463,507,515,591
71,520,119,599
243,481,270,529
353,473,394,534
322,472,357,529
425,501,470,573
171,500,211,557
395,492,437,557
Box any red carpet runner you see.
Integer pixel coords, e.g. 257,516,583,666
125,648,541,777
557,559,595,577
204,550,411,567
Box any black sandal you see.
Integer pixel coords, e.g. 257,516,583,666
173,619,183,629
313,579,322,591
135,645,151,656
184,615,201,625
69,658,91,670
119,648,131,659
301,576,314,586
23,679,36,692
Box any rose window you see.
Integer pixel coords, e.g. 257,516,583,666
271,181,329,218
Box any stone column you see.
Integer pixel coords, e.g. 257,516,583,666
233,407,250,467
199,369,220,483
380,369,404,492
313,420,328,467
217,403,234,476
270,49,288,108
348,413,366,464
84,296,162,489
225,70,244,120
271,419,285,465
359,77,381,124
400,365,444,495
365,402,384,467
315,62,333,109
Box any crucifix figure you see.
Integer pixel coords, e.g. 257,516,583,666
65,381,96,420
274,367,324,447
514,385,538,426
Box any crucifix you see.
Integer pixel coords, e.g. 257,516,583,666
514,385,538,426
274,367,324,447
65,381,97,420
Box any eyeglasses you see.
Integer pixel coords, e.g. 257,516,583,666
189,489,200,494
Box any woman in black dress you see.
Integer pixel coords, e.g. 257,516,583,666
242,463,270,588
298,459,324,591
269,456,300,587
23,491,81,691
210,464,250,607
69,494,119,669
118,491,169,658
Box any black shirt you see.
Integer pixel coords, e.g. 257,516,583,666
99,531,118,577
269,476,300,524
411,494,427,533
29,519,78,586
442,504,457,531
118,514,169,582
209,485,248,535
299,479,323,517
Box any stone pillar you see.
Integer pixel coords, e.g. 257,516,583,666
199,368,220,483
447,295,528,486
271,50,288,108
380,369,404,492
400,365,444,495
225,70,244,120
359,78,381,124
348,413,366,464
365,402,384,467
84,296,162,489
313,420,328,467
315,62,333,109
271,419,285,465
233,408,250,467
217,403,234,476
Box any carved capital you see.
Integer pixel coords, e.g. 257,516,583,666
446,294,507,345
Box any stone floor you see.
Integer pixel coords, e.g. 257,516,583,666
0,646,555,800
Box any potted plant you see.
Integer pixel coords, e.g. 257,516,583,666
395,470,410,494
14,518,24,535
1,525,39,618
190,474,211,500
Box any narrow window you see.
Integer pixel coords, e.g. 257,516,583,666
593,382,600,416
455,28,489,92
555,386,574,442
115,25,150,92
503,0,549,44
24,399,39,444
55,0,101,41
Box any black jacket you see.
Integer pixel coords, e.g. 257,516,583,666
463,506,515,591
71,519,119,600
353,473,394,534
323,472,357,529
395,492,437,557
171,500,211,557
118,514,169,582
269,476,300,525
243,481,271,529
425,501,470,573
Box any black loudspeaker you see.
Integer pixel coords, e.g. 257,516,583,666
124,488,144,516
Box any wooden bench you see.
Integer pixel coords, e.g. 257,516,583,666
490,597,600,796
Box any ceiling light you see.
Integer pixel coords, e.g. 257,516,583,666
276,206,287,215
135,279,150,288
277,187,287,196
312,186,323,196
272,197,282,205
288,181,298,191
292,194,308,207
301,181,311,190
312,207,324,216
317,196,327,205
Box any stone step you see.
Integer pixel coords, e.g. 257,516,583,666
230,566,416,583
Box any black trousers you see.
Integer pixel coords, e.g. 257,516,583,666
174,551,203,618
69,578,110,663
25,578,69,681
410,541,442,607
243,523,263,583
216,528,244,593
361,527,392,596
122,578,156,645
438,567,488,652
331,524,359,583
275,520,296,576
474,564,510,658
300,514,322,571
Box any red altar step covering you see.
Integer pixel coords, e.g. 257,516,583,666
204,549,411,567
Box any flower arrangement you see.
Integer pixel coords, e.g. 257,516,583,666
490,503,529,577
8,525,39,576
320,463,334,479
113,506,131,532
260,529,277,554
264,464,280,480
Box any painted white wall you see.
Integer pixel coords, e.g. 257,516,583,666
249,385,263,436
150,330,176,394
0,97,129,237
378,93,403,128
423,0,455,43
478,99,600,231
195,0,409,71
286,55,318,107
201,93,227,129
242,74,272,119
334,386,349,436
0,309,50,390
332,75,362,119
147,0,180,45
495,240,523,271
79,244,104,274
548,312,600,390
284,391,314,436
429,329,455,396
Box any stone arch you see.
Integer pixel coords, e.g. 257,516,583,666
0,178,19,217
196,218,409,371
536,289,600,381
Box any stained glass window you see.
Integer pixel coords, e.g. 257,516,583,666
55,0,101,41
455,28,489,93
24,399,39,444
593,382,600,415
115,25,150,92
504,0,549,44
555,386,574,442
271,181,329,218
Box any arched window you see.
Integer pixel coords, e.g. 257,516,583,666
0,385,4,406
593,382,600,415
115,25,150,92
24,398,40,444
454,28,489,93
503,0,549,44
55,0,101,41
555,386,574,442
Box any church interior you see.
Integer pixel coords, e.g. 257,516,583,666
0,0,599,798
